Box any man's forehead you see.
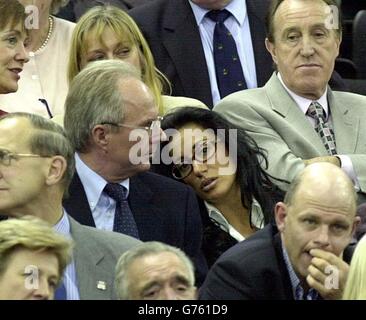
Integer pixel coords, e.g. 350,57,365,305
275,0,329,23
291,193,355,219
0,118,31,149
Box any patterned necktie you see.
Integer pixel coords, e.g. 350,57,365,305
206,9,247,98
54,281,67,300
306,101,337,155
104,183,139,239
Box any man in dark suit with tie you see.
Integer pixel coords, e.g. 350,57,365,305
200,163,360,300
62,60,207,285
129,0,272,108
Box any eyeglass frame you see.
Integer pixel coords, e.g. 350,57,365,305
100,116,163,135
171,140,217,180
0,148,51,166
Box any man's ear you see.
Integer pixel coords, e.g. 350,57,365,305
46,156,67,186
91,124,110,151
192,287,198,300
265,38,278,65
351,215,361,238
275,202,288,233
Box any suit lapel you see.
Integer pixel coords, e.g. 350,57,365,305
161,0,213,107
63,172,96,227
246,0,273,86
69,217,108,300
265,74,327,153
129,174,164,241
328,90,359,154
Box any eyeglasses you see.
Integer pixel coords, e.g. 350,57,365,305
0,149,49,166
172,140,217,180
101,116,163,136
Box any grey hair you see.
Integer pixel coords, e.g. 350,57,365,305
0,112,75,194
63,59,140,152
51,0,70,14
115,241,195,300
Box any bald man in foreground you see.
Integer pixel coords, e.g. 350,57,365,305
200,163,360,300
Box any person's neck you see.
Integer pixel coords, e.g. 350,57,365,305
78,152,130,183
26,13,52,52
212,184,256,237
3,196,63,226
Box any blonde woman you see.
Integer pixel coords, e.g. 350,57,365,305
0,0,75,118
67,5,207,116
0,216,73,300
343,235,366,300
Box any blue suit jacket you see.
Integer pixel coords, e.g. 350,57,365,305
63,171,208,285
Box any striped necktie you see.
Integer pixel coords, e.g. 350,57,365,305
307,101,337,155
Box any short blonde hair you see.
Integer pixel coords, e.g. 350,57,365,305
0,216,73,282
67,5,170,114
343,235,366,300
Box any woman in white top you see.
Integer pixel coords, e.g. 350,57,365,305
0,0,75,118
158,107,284,267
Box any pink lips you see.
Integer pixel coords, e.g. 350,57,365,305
8,68,22,80
200,178,218,192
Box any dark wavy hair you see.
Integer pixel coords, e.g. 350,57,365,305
157,107,284,225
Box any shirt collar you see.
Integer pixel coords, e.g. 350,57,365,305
189,0,247,26
281,241,319,300
277,72,329,119
204,198,264,242
53,210,71,238
75,153,129,210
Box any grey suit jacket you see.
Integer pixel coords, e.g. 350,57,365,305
214,73,366,201
69,216,141,300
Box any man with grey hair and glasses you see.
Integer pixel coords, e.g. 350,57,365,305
0,112,140,299
62,60,208,285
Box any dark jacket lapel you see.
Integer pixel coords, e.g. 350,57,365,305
246,0,273,86
161,0,213,107
63,172,96,227
129,174,164,241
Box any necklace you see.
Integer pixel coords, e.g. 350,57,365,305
34,16,54,53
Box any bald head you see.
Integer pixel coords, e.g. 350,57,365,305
285,163,357,216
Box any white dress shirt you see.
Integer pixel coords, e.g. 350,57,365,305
205,198,264,242
54,211,80,300
75,153,130,231
189,0,258,106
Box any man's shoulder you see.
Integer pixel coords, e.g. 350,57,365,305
218,225,279,268
213,87,270,114
129,0,171,20
70,217,141,250
333,90,366,105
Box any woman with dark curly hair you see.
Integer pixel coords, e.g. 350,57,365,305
157,107,285,267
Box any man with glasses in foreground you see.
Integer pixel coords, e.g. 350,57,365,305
0,112,140,299
62,60,207,285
